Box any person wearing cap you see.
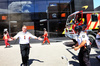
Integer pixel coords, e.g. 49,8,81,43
11,25,42,66
42,28,50,45
73,26,91,66
81,24,87,33
96,26,100,61
3,28,12,48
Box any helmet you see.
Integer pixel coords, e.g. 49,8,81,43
74,26,82,33
44,28,46,31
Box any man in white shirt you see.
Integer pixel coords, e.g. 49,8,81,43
11,25,42,66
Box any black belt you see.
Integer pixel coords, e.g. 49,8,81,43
20,43,29,45
96,38,100,40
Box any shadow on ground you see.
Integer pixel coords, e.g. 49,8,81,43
20,59,44,66
63,41,75,47
63,41,100,66
28,59,44,65
69,61,79,66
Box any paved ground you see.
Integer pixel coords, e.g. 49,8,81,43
0,38,100,66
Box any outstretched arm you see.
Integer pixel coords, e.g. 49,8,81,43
8,37,16,41
37,37,43,41
32,36,43,41
9,32,19,41
29,33,43,41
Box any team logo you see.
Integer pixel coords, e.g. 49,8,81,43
82,35,85,38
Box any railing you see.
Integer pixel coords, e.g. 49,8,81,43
35,30,64,38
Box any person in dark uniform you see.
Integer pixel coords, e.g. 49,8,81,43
11,25,42,66
73,26,91,66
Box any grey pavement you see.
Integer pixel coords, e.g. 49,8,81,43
0,38,100,66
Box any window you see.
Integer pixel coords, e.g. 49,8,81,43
0,2,8,14
67,15,75,23
91,14,98,22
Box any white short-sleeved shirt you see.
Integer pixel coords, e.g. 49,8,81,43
77,31,90,45
14,31,37,44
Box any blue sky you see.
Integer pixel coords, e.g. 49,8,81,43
93,0,100,8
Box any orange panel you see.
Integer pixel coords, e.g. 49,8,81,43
61,13,66,17
26,26,34,30
2,16,7,20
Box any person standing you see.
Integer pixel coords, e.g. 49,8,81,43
73,26,91,66
11,25,42,66
42,28,50,45
96,26,100,61
3,28,12,48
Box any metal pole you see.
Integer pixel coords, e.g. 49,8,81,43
47,9,50,37
70,0,72,13
9,21,11,36
46,0,50,37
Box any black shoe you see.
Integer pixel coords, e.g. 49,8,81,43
5,46,8,48
48,43,50,45
27,61,29,66
21,63,25,66
24,63,29,66
7,45,12,48
96,56,100,61
42,43,44,45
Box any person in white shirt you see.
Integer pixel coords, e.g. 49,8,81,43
73,26,91,66
96,26,100,61
11,25,42,66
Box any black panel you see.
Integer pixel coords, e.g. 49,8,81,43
70,0,94,13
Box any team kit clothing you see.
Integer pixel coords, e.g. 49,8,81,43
3,33,10,47
77,31,91,66
14,31,37,65
43,31,50,44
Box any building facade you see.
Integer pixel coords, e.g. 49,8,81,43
0,0,94,39
0,0,71,39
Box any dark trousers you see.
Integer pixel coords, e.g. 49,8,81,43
20,44,30,64
78,45,91,66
